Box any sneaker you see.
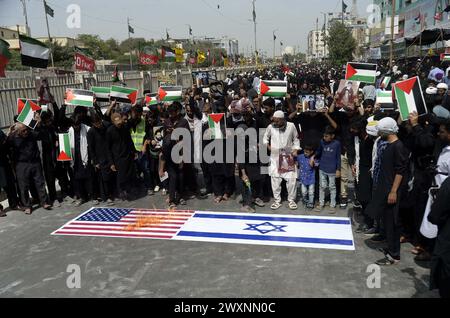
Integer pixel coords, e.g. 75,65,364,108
92,200,100,206
340,199,348,209
179,198,187,206
162,189,167,195
364,227,378,236
254,198,265,207
106,199,115,206
375,254,400,266
53,200,61,208
329,206,337,214
369,234,386,243
241,205,256,213
314,205,324,213
147,189,154,196
353,200,362,210
355,225,369,234
306,203,314,210
74,200,83,207
154,186,160,192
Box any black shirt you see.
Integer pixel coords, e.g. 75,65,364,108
8,131,42,164
378,140,410,194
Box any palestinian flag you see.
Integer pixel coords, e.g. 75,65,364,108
345,62,377,84
208,113,227,139
19,34,50,69
145,93,158,106
91,86,110,103
259,80,287,98
110,86,138,104
17,100,41,129
65,89,94,107
380,76,391,89
0,39,12,77
158,86,182,102
162,46,176,62
376,91,395,110
441,53,450,62
57,133,72,162
17,98,38,114
393,76,427,121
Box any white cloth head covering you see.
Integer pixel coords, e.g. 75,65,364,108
377,117,399,135
426,87,438,95
366,116,379,137
273,110,285,119
437,83,449,90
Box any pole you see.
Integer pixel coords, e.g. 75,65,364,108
389,0,396,69
273,30,277,61
342,0,344,25
43,0,54,68
252,0,258,65
20,0,30,35
128,17,133,70
323,13,327,58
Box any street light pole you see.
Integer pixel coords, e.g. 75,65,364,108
389,0,396,69
252,0,258,65
127,17,133,70
273,29,278,61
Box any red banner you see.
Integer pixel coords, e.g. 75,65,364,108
139,52,159,65
74,52,95,72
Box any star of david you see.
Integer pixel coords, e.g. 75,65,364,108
244,222,287,235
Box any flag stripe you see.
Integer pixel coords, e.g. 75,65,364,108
348,62,377,71
348,74,376,83
20,55,48,69
176,231,354,246
192,213,351,225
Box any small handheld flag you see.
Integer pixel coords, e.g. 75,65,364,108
91,87,111,103
208,113,227,139
17,100,41,129
57,133,72,161
158,86,182,102
65,89,94,107
376,91,396,110
145,93,159,106
17,98,38,115
110,86,138,104
345,62,377,84
259,80,287,98
393,76,427,121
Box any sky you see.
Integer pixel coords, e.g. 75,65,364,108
0,0,372,54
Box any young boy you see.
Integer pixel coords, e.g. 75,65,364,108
314,126,341,214
297,144,317,210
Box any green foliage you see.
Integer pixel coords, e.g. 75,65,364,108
326,21,356,67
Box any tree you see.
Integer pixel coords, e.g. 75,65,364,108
326,21,356,67
77,34,114,60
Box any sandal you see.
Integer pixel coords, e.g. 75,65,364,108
168,203,177,210
24,208,32,215
222,194,230,201
411,246,425,255
271,202,282,210
400,236,410,244
288,201,298,210
214,197,222,204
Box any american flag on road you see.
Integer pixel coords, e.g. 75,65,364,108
52,208,194,239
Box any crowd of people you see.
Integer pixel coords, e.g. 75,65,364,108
0,58,450,297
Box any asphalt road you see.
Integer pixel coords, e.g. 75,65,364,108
0,191,439,298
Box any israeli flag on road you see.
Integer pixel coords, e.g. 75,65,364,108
174,212,355,251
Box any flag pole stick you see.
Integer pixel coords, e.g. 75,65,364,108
43,0,54,68
128,17,133,71
389,0,396,69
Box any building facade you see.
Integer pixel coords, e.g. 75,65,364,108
370,0,450,59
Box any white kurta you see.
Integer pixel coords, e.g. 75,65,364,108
420,146,450,239
263,122,301,179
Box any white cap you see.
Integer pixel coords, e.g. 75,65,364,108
377,117,399,135
437,83,448,90
426,87,438,95
273,110,285,119
376,71,381,77
366,116,379,137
